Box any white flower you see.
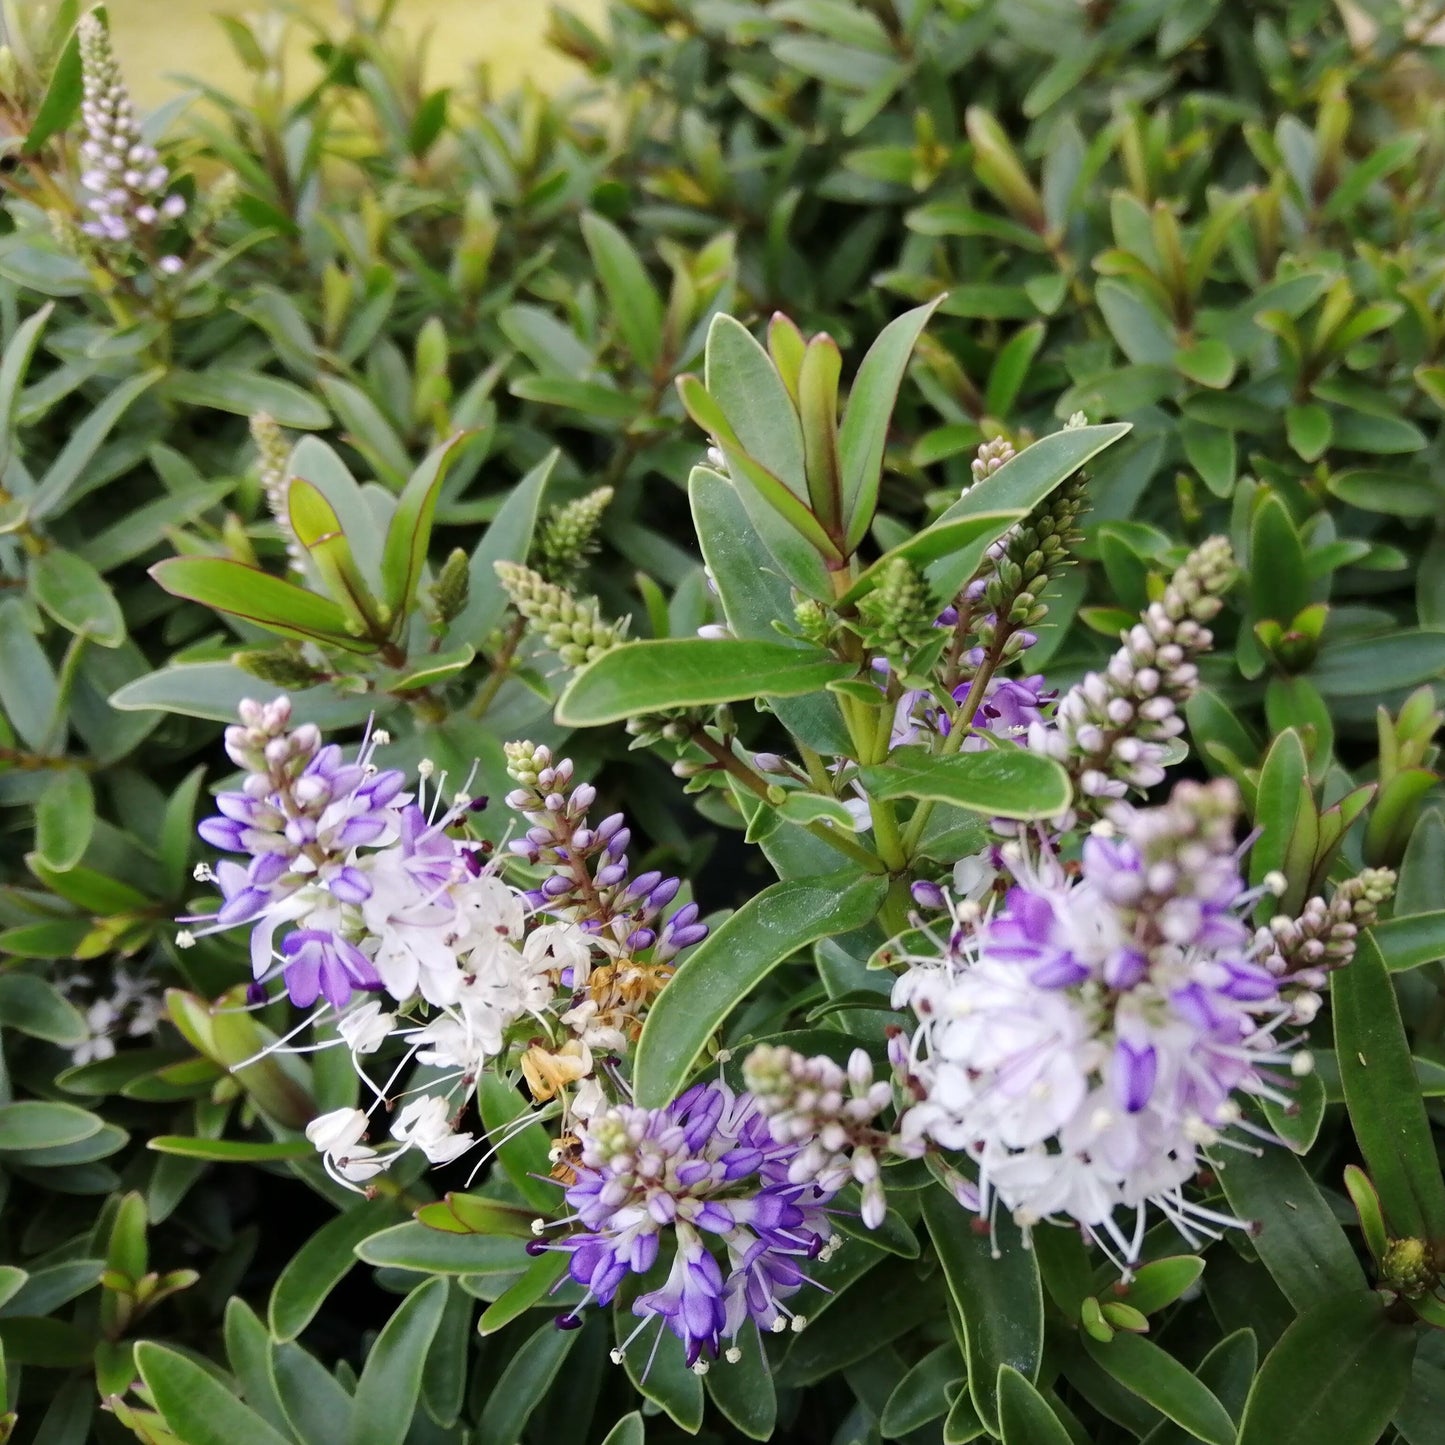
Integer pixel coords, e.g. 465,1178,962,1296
337,1000,394,1056
305,1107,387,1184
392,1095,474,1164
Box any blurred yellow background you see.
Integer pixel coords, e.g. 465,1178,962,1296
106,0,606,106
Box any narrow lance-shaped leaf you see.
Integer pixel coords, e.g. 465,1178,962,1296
1332,931,1445,1242
797,333,844,534
288,479,383,637
633,872,888,1107
921,1186,1043,1436
135,1342,294,1445
1236,1292,1416,1445
859,745,1072,821
351,1277,448,1445
149,557,376,653
379,432,466,623
839,295,946,552
582,212,665,372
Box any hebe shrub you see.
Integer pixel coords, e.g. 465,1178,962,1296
0,1,1441,1442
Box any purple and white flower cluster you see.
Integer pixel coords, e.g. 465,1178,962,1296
76,13,185,268
546,1081,840,1370
892,779,1308,1267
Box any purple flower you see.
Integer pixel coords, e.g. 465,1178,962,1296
279,929,382,1010
548,1082,840,1367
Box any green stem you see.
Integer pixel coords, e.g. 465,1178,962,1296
693,730,885,874
469,615,526,720
899,647,1006,856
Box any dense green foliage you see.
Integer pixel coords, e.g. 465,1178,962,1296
0,0,1444,1442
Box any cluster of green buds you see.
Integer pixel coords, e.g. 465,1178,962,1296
854,557,935,659
493,560,628,669
1345,1165,1445,1325
533,486,614,583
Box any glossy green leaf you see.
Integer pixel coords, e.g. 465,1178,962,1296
1175,338,1235,388
881,1343,962,1436
839,510,1024,606
703,314,807,497
1237,1292,1416,1445
136,1342,294,1445
31,550,125,647
0,1101,102,1152
1216,1115,1364,1309
859,745,1072,821
1332,931,1445,1240
34,769,95,872
166,369,330,429
1083,1332,1235,1445
614,1297,704,1432
556,638,853,726
922,1187,1043,1435
1250,492,1309,625
1286,403,1333,461
149,557,374,651
270,1198,399,1341
0,598,58,750
146,1136,314,1162
582,211,664,371
599,1413,645,1445
25,20,83,150
1376,912,1445,972
998,1365,1074,1445
351,1278,447,1445
478,1251,569,1336
0,975,85,1045
985,322,1046,419
838,296,945,551
1311,629,1445,696
1113,1256,1205,1316
355,1223,530,1278
1142,1331,1257,1445
925,423,1130,598
476,1316,578,1445
633,871,887,1107
379,433,465,619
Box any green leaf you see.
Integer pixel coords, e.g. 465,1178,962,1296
1236,1293,1416,1445
378,434,465,619
1396,1330,1445,1445
1286,403,1333,462
1175,339,1235,389
582,212,664,372
1248,728,1309,911
270,1198,398,1341
881,1343,962,1436
0,975,85,1045
1096,280,1176,363
415,1192,538,1238
599,1413,645,1445
998,1365,1074,1445
1141,1330,1257,1444
149,557,375,652
0,1101,102,1152
633,871,887,1107
556,639,853,726
1326,469,1442,519
678,374,840,566
25,20,83,150
30,550,125,647
985,322,1046,420
136,1342,294,1445
0,597,58,749
925,424,1130,599
478,1251,569,1336
687,466,850,754
1376,913,1445,972
922,1187,1043,1436
166,369,330,429
1179,420,1237,497
1250,493,1309,625
351,1278,447,1445
1114,1256,1205,1316
1083,1333,1235,1445
703,314,807,497
355,1222,529,1276
1332,931,1445,1241
706,1323,777,1440
476,1317,578,1445
223,1299,294,1438
614,1298,704,1432
146,1136,314,1162
838,510,1025,606
858,745,1072,821
476,1075,557,1214
34,769,95,872
837,296,945,551
1215,1118,1364,1309
456,450,556,647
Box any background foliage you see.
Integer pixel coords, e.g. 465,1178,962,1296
1,0,1445,1442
